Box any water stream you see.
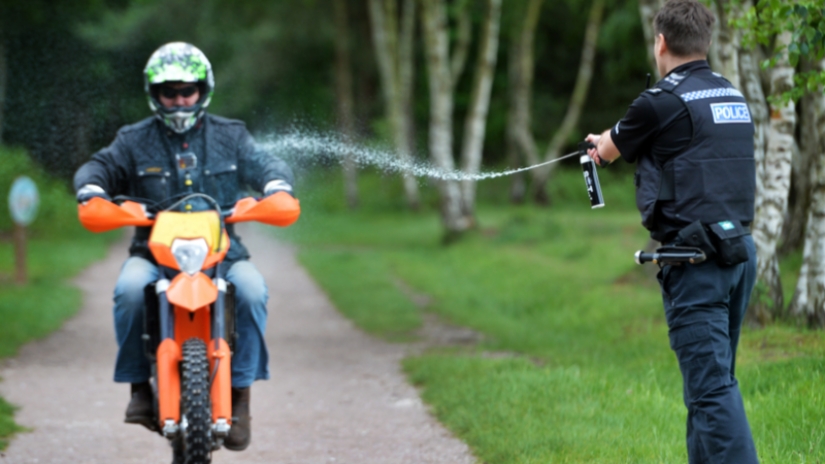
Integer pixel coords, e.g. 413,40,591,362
259,130,580,182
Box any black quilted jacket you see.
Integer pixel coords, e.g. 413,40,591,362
74,114,295,263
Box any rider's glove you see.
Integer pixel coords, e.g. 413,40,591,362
76,184,111,204
263,179,294,198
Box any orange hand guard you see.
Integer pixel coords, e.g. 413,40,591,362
226,191,300,226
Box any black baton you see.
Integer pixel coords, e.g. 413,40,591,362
634,246,707,265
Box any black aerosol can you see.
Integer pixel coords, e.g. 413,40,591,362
578,141,605,209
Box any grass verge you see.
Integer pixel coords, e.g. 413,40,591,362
279,167,825,462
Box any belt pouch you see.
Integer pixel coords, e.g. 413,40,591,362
707,220,749,266
676,220,716,259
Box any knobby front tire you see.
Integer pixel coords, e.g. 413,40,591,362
181,338,212,464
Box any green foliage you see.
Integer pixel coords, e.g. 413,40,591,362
280,168,825,461
736,0,825,103
77,0,338,126
0,397,24,450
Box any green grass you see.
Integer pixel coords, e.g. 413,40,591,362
0,231,118,358
0,147,118,449
0,397,22,450
279,167,825,463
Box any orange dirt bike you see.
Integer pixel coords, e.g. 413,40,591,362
78,191,300,463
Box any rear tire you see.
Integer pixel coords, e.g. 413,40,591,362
181,338,212,464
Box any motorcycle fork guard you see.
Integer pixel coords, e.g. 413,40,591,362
208,338,232,424
156,306,233,429
209,280,232,425
155,304,211,430
156,338,181,426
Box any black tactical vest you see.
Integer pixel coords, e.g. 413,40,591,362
635,68,755,232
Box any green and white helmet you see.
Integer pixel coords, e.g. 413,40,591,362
143,42,215,133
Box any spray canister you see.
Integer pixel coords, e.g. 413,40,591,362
578,141,604,209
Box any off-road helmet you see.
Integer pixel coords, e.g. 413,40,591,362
143,42,214,133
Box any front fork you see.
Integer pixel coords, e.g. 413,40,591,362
210,277,232,438
154,269,233,438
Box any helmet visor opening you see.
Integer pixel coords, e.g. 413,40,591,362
150,82,208,104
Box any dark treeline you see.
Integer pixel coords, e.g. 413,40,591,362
0,0,649,182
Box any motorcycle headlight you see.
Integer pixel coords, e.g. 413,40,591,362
171,238,210,275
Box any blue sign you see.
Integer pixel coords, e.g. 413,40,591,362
8,176,39,226
710,102,752,124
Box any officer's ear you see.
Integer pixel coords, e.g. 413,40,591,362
655,33,668,57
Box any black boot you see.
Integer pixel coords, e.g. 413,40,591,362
125,381,156,431
224,387,251,451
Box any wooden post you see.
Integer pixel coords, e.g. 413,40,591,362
14,223,27,284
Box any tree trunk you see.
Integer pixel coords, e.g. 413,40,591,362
369,0,421,209
638,0,664,76
710,0,740,89
749,31,795,324
459,0,502,218
505,30,525,203
398,0,417,194
530,0,604,204
334,0,359,209
420,0,468,238
506,0,544,203
779,61,816,255
789,58,825,326
737,32,770,326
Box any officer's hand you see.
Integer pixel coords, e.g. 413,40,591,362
584,134,604,166
76,184,112,204
263,179,295,198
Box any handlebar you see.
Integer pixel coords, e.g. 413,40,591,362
80,192,300,233
634,246,706,265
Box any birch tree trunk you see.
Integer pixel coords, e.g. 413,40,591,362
398,0,417,181
530,0,604,204
780,136,810,256
334,0,359,209
710,0,740,89
369,0,421,210
506,0,544,203
749,31,795,324
789,58,825,326
420,0,469,237
459,0,502,218
737,21,770,325
780,62,816,255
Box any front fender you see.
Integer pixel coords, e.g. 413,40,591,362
166,272,218,312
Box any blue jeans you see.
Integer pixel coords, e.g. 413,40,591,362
658,235,759,463
112,257,270,388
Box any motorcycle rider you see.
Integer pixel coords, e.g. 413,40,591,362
73,42,294,451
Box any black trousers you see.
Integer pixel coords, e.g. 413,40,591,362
657,235,759,464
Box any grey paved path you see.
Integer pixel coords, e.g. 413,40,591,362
0,225,474,464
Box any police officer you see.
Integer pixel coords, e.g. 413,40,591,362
74,42,294,451
584,0,759,462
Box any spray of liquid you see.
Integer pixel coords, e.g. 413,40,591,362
259,129,578,182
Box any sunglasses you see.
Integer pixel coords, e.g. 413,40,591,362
159,85,199,99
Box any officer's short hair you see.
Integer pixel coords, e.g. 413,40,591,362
653,0,715,58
